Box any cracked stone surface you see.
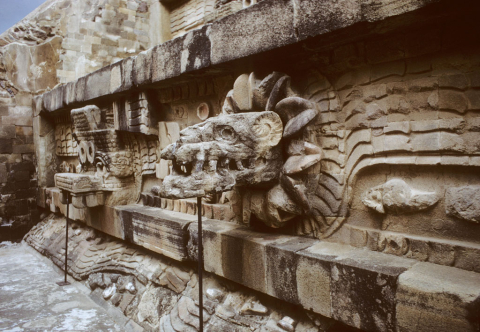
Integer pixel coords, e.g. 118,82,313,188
0,242,122,332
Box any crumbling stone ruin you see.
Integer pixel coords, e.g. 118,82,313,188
1,0,480,331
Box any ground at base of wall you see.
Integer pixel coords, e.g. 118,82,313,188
0,241,127,331
24,214,360,332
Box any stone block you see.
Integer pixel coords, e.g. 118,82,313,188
465,90,480,110
199,221,295,294
2,116,33,126
74,76,87,104
439,132,466,152
0,138,13,154
441,155,469,166
85,66,111,101
427,242,455,266
156,159,170,180
63,81,76,106
133,49,153,86
32,95,44,117
180,25,211,75
15,126,33,137
151,39,183,83
384,134,411,152
384,121,410,134
371,61,405,82
121,57,135,91
42,86,65,112
109,62,123,93
216,228,273,293
438,90,467,113
331,250,415,331
296,242,355,317
158,121,180,150
411,132,439,152
0,125,16,139
446,186,480,223
116,205,196,261
439,74,468,90
265,237,318,305
209,0,295,65
454,245,480,273
396,263,480,332
297,0,362,40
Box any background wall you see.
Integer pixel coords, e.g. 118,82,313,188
0,0,261,240
0,0,163,240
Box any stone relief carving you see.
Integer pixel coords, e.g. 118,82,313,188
157,72,333,232
54,102,159,208
25,215,331,332
124,92,159,136
159,111,284,199
55,123,77,157
362,179,439,214
446,186,480,223
48,69,480,245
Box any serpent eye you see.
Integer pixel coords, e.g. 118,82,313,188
215,125,237,142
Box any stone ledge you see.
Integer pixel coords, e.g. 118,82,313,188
44,194,480,332
396,263,480,332
38,0,447,113
186,218,480,332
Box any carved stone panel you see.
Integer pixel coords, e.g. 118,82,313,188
55,123,77,157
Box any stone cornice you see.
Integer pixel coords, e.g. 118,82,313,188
37,0,451,114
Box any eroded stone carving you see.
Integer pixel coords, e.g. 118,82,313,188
25,215,333,332
446,186,480,223
158,72,324,229
55,123,77,157
160,111,283,198
55,104,137,207
362,179,439,214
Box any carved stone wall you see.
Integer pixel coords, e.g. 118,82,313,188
0,0,163,83
34,0,480,268
0,0,168,240
3,0,480,331
25,214,343,332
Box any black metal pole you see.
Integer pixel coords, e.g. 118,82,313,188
65,192,69,282
197,196,203,332
57,192,70,286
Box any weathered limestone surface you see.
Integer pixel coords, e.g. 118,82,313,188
446,186,480,223
0,0,165,240
25,213,480,332
396,263,480,332
25,215,344,332
0,243,126,332
37,0,455,112
362,179,439,214
3,0,479,331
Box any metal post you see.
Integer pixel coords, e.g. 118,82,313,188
57,192,71,286
197,196,203,332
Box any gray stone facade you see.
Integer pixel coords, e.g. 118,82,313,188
2,0,480,331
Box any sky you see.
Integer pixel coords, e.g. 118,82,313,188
0,0,47,35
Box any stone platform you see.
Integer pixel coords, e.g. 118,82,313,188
25,212,480,332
